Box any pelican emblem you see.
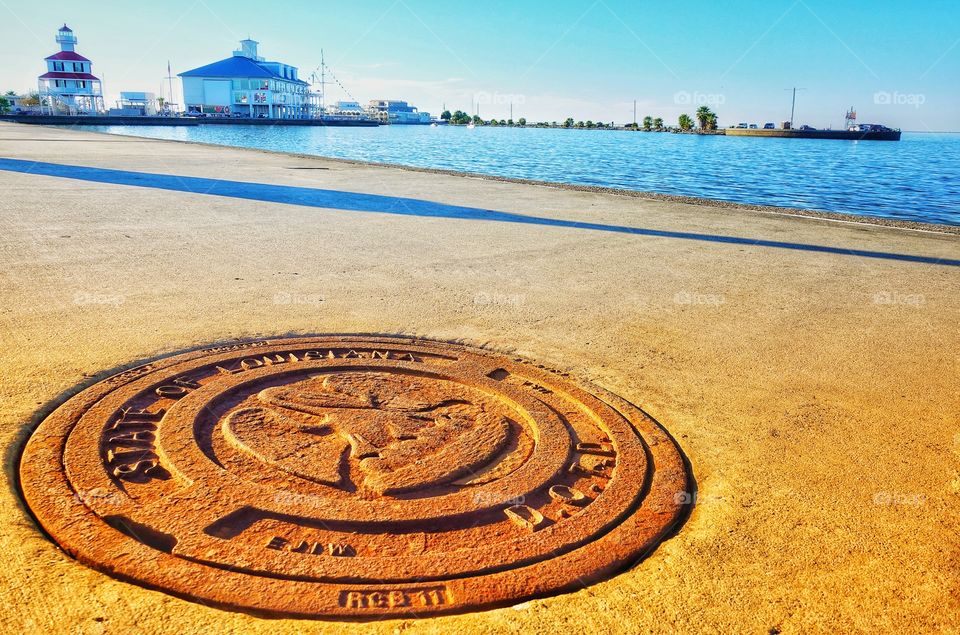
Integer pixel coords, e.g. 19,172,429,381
224,373,511,496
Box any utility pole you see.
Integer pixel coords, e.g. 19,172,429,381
633,99,637,126
320,49,326,112
510,101,513,121
785,87,807,126
166,61,174,110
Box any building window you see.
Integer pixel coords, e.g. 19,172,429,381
78,81,86,89
53,62,64,71
73,62,82,72
234,92,248,104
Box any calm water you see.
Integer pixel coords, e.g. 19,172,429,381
81,125,960,226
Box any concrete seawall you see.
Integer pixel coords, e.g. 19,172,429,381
0,114,378,127
0,122,957,633
725,127,902,140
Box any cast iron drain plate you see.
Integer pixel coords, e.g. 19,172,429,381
20,335,689,618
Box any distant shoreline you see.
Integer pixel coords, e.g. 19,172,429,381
4,115,958,135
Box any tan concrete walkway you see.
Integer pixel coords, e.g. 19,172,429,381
0,122,957,634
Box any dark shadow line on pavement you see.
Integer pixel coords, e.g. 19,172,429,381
1,158,956,267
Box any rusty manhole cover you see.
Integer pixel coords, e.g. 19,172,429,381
20,336,689,617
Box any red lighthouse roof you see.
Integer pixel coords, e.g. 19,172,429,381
45,51,90,62
39,71,100,81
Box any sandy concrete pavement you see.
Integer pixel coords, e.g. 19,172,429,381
0,122,957,634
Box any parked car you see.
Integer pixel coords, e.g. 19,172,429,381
763,122,775,129
748,123,759,129
737,122,749,129
799,125,815,131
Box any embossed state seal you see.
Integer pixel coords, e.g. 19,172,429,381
19,336,690,617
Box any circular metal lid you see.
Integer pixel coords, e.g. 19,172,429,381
19,335,689,617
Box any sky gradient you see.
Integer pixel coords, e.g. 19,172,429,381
2,0,958,130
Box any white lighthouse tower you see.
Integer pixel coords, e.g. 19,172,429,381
38,25,104,115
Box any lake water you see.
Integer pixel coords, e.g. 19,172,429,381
79,125,960,226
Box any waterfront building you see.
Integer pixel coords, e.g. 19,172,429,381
3,94,25,113
109,92,158,116
38,25,104,115
179,39,315,118
332,101,364,114
367,100,432,124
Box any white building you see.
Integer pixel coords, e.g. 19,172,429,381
179,39,314,118
38,25,104,114
109,92,158,116
333,101,364,115
367,100,432,125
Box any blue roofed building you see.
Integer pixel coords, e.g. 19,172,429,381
179,39,314,118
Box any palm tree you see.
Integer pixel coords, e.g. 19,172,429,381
696,106,713,130
642,116,654,131
678,114,694,131
653,117,664,131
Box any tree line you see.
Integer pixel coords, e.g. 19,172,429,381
439,106,719,131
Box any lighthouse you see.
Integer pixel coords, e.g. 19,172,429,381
38,25,104,115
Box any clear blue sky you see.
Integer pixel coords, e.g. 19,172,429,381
2,0,958,130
